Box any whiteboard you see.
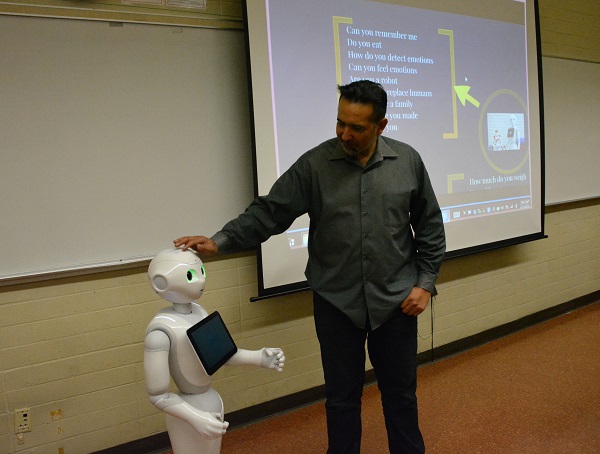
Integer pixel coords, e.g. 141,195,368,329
542,57,600,205
0,15,254,281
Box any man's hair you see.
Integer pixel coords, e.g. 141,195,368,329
338,80,387,124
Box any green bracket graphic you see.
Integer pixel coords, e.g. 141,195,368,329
447,174,464,194
439,28,458,139
333,16,353,87
439,30,482,139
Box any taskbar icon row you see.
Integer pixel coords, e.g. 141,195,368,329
442,198,531,223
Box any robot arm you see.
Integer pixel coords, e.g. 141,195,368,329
225,348,285,372
144,329,229,439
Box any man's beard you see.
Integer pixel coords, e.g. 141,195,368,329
340,141,361,158
339,136,377,160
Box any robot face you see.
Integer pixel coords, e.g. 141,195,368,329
148,249,206,304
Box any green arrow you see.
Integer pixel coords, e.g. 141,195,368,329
454,85,480,108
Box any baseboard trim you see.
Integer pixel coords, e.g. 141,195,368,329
95,290,599,453
427,290,599,362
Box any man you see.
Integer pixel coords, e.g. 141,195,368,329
174,80,445,453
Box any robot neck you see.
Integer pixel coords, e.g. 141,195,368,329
172,302,193,314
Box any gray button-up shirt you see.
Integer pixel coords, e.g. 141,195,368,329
213,136,446,329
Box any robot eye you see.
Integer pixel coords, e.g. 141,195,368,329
201,265,206,277
186,269,199,283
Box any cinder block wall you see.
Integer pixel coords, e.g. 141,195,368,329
1,1,599,452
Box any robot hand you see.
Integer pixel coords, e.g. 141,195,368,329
260,348,286,372
186,408,230,440
149,392,230,440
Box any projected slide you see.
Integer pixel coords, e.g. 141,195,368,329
246,0,543,294
334,16,530,212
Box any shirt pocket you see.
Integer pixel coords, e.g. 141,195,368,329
382,192,411,228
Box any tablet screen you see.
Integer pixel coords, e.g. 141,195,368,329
186,311,238,376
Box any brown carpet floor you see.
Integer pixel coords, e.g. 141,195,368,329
164,301,600,453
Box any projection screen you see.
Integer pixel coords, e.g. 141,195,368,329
243,0,545,298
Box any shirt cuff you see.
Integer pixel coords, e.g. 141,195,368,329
211,231,232,253
415,274,438,296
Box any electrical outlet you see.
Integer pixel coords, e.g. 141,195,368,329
15,408,31,433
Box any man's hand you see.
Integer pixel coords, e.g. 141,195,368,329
400,287,431,316
173,236,218,255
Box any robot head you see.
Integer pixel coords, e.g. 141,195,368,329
148,248,206,304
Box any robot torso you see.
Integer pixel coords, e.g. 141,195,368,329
146,303,212,392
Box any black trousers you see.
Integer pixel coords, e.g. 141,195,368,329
313,292,424,454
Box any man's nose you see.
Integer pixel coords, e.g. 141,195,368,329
340,127,352,141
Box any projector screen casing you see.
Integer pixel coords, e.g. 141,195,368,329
243,0,545,298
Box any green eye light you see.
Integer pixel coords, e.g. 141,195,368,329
201,265,206,277
186,269,199,283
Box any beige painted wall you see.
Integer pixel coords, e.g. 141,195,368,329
1,1,599,452
1,200,598,454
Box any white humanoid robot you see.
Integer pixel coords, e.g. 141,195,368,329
144,248,285,454
506,114,521,150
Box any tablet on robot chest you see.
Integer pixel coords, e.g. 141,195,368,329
186,311,238,376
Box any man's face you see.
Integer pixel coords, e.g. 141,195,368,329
336,98,387,163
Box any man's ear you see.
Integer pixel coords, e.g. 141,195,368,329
377,117,388,135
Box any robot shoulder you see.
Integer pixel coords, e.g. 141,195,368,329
145,329,171,351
